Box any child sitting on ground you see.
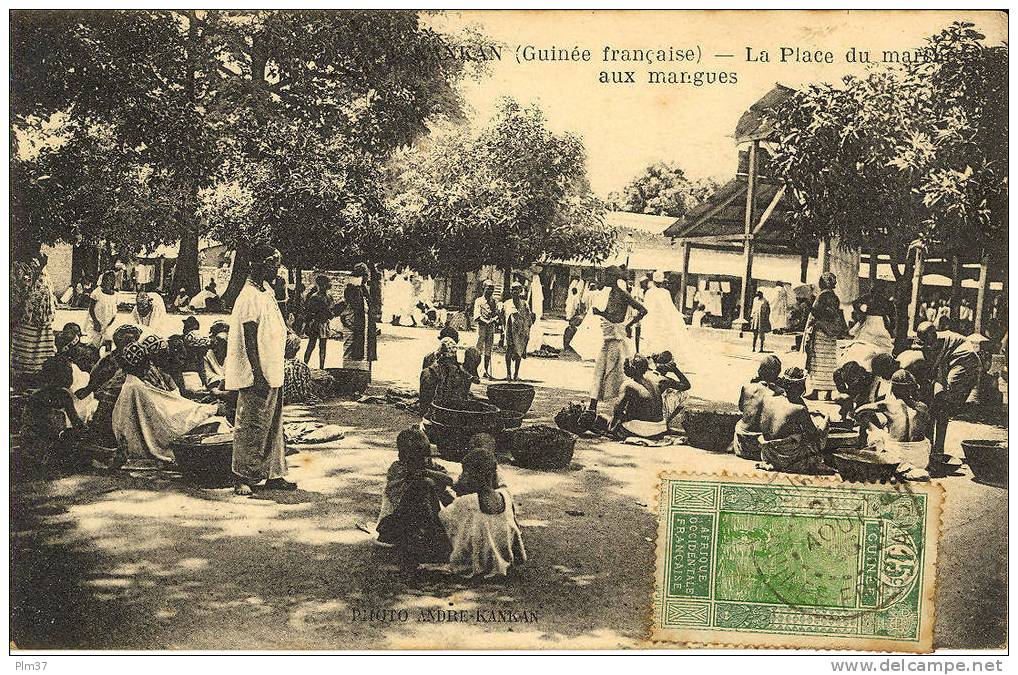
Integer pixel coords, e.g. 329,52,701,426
440,436,526,578
376,428,455,570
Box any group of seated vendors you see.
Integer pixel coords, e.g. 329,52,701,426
732,320,982,480
19,314,319,473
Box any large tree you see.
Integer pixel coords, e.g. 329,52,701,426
11,10,489,298
389,98,618,284
608,162,718,218
769,21,1007,344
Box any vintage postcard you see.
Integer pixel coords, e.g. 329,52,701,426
8,8,1007,655
651,473,942,652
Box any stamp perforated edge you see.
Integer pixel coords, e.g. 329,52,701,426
643,469,944,653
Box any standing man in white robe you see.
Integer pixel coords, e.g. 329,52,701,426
640,271,692,367
227,244,294,496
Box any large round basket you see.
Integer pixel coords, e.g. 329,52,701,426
326,367,371,397
171,434,235,487
511,425,576,470
430,399,501,429
962,439,1008,487
829,450,899,484
681,408,740,453
422,418,472,461
486,383,536,415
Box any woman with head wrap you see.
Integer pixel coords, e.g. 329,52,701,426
341,262,377,377
131,289,168,335
501,281,533,381
12,252,57,377
204,321,229,389
439,443,526,578
112,339,222,463
225,244,292,495
803,272,848,400
419,337,473,410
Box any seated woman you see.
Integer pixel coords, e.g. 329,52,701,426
180,316,212,389
610,355,686,439
856,369,933,480
112,341,223,463
189,280,220,312
376,428,455,570
419,337,473,410
440,443,526,578
757,368,830,474
79,325,144,450
132,290,168,334
173,287,192,312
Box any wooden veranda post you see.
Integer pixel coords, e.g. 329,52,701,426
740,140,758,322
679,243,691,311
975,250,990,335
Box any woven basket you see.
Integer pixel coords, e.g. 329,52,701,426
511,425,576,470
681,409,740,453
172,434,235,487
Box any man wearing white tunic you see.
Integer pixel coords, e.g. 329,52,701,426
525,267,545,354
640,270,691,366
226,245,294,496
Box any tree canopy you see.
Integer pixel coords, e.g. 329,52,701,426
389,98,618,277
607,162,718,218
11,10,489,292
770,21,1007,268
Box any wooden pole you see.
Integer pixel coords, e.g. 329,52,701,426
949,254,962,324
740,140,758,322
869,247,878,291
975,249,990,335
800,253,809,283
679,243,691,310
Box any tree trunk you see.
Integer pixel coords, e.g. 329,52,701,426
868,247,878,291
222,247,249,310
171,228,202,296
170,11,203,298
502,267,512,299
70,242,99,285
891,246,916,354
799,253,809,283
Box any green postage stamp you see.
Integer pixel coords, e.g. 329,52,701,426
652,473,942,651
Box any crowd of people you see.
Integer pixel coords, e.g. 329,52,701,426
11,246,1007,580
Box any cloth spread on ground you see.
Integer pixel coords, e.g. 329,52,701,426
621,418,667,438
438,488,526,578
112,374,222,462
282,421,346,445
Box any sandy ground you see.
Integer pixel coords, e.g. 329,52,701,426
10,313,1008,649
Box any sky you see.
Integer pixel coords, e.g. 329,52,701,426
429,10,1007,198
